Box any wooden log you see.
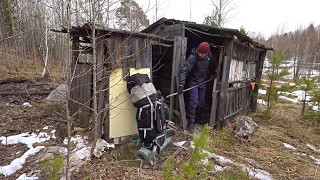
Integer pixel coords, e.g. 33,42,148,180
0,91,51,96
0,78,33,84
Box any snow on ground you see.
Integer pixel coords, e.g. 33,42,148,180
17,173,39,180
283,143,297,151
258,99,267,105
259,89,267,95
187,141,274,180
309,156,320,165
0,132,51,176
306,144,320,153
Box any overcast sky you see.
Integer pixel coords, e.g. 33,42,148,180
137,0,320,38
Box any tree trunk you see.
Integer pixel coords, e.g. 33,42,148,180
42,18,50,80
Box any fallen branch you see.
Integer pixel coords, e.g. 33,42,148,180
47,117,67,123
161,141,189,169
0,77,33,84
12,115,49,120
0,91,51,96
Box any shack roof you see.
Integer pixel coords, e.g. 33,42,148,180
52,23,172,42
142,18,272,50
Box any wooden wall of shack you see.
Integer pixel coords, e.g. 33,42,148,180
66,22,268,141
144,22,267,129
68,28,159,140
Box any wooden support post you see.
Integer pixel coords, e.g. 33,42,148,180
251,51,267,112
217,40,234,129
170,36,188,129
169,38,177,123
176,77,187,130
96,32,105,138
209,78,218,127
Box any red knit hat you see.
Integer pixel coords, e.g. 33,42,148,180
198,42,210,53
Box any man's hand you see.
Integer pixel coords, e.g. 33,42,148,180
178,85,184,95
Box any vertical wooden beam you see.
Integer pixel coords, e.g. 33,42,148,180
217,40,234,129
96,32,105,138
169,37,178,124
210,47,223,127
69,37,79,123
177,37,188,130
251,51,266,112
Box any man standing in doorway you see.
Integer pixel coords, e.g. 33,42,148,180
178,42,216,133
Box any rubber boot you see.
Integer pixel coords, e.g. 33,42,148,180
196,107,205,125
187,123,194,133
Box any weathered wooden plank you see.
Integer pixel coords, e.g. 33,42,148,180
146,39,152,76
217,40,234,129
107,38,116,69
96,35,106,138
123,36,130,78
177,36,187,130
251,51,266,112
209,78,218,127
174,37,182,111
210,49,223,127
134,37,142,68
169,37,178,124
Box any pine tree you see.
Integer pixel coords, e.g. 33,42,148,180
295,74,318,115
163,125,213,180
266,49,295,110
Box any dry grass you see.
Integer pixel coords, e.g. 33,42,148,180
0,51,65,80
210,103,320,180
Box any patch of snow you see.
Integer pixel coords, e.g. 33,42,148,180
22,102,32,107
214,164,226,172
42,126,49,130
173,141,187,148
312,106,319,111
17,173,39,180
259,89,267,95
74,147,90,160
51,130,56,139
309,156,320,165
258,99,267,105
0,132,51,176
279,96,299,103
189,141,273,180
241,165,272,180
283,143,297,151
0,128,57,177
306,144,320,153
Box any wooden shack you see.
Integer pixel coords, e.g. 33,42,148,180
56,19,270,142
142,18,271,130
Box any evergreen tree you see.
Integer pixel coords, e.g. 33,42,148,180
163,125,213,180
295,74,318,115
266,49,295,110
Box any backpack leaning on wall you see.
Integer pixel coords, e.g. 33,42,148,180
126,73,175,150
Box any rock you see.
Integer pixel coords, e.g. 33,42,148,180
232,116,259,142
39,153,55,162
46,84,66,102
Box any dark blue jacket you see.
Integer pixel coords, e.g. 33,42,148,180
179,48,217,86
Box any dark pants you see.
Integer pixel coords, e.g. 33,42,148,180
187,83,206,123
